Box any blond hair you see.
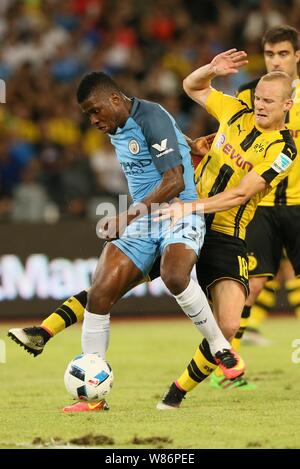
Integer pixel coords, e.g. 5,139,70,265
259,71,294,98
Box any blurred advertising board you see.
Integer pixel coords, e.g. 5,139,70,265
0,222,180,318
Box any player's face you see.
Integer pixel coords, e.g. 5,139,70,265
264,41,300,80
80,92,126,134
254,80,293,130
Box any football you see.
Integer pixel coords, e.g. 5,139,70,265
64,353,113,401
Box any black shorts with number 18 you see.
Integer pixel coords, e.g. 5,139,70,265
196,229,249,299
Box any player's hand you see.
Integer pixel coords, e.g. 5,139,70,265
210,49,248,76
189,133,216,156
154,199,201,226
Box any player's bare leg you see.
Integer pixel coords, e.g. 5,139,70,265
211,279,247,341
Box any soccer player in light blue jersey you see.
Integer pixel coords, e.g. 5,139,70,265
9,72,244,412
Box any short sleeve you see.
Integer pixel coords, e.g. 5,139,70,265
236,88,252,108
137,103,183,174
253,142,297,188
205,89,249,123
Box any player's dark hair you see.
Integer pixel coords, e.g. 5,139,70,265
262,25,299,51
76,72,121,103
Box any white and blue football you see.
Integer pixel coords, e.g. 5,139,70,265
64,353,113,401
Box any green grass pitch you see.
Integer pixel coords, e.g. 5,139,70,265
0,317,299,449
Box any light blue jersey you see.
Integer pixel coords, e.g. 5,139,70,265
109,97,198,203
109,97,205,275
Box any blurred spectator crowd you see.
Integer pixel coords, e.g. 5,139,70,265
0,0,299,222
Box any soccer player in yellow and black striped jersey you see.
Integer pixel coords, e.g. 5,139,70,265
233,26,300,356
154,48,297,408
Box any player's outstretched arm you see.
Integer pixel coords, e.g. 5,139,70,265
183,49,248,107
155,170,267,224
196,170,267,213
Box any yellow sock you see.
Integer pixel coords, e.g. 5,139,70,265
177,339,217,392
247,280,279,330
41,290,87,336
41,272,151,338
248,305,267,329
286,278,300,318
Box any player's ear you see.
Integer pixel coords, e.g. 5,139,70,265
110,93,121,106
284,98,294,112
295,49,300,65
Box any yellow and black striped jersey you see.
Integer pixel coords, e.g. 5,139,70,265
195,89,297,240
237,78,300,206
